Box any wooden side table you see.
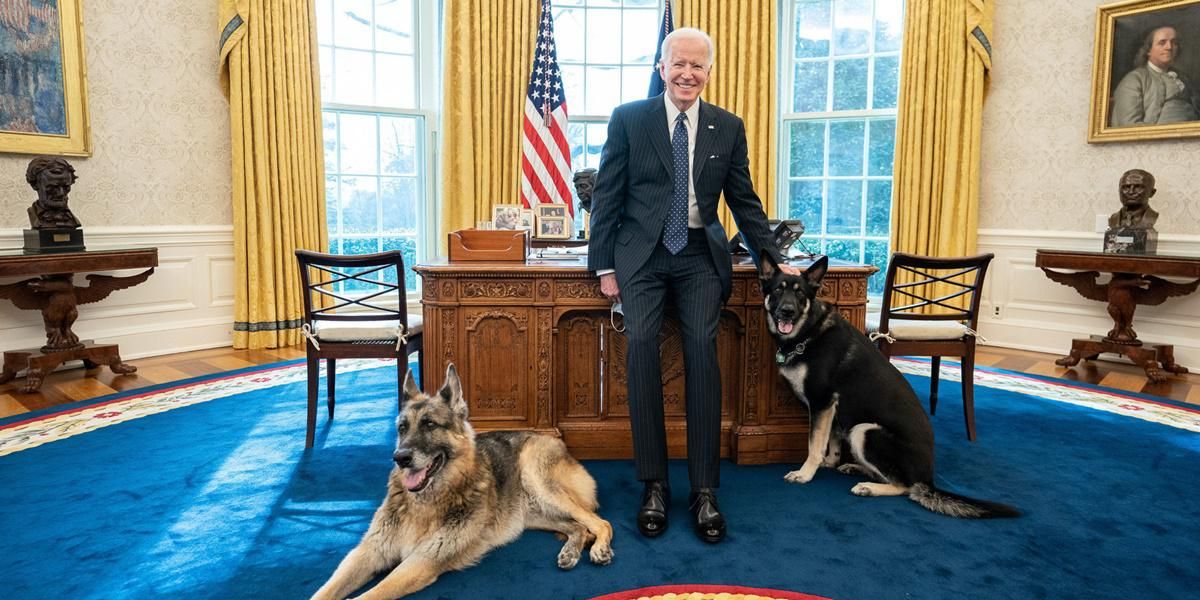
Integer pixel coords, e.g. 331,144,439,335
0,247,158,392
1035,249,1200,383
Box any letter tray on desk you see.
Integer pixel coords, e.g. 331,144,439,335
447,229,529,262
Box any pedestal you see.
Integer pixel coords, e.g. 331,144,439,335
0,341,137,393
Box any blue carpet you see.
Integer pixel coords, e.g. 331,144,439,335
1,361,1199,599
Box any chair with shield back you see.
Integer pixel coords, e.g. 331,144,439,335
295,249,424,448
870,252,994,441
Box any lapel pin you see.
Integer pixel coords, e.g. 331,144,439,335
707,125,715,129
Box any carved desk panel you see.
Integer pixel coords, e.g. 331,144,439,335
413,256,876,464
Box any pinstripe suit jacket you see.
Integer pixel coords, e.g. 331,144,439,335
587,95,780,301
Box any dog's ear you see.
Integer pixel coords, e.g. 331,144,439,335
805,255,829,289
402,368,421,403
439,363,469,420
758,251,780,282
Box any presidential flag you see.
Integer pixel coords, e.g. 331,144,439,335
520,0,574,216
647,0,674,97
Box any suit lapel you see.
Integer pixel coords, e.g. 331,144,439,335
645,96,673,179
693,100,718,184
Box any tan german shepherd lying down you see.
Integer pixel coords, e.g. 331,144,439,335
310,364,614,600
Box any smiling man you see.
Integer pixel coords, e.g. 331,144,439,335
587,27,785,545
1111,25,1200,127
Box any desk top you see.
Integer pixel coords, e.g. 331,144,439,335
0,247,158,277
414,254,877,276
1035,249,1200,278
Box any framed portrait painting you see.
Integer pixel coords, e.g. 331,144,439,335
0,0,91,156
1089,0,1200,143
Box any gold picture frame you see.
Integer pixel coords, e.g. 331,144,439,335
0,0,92,156
537,215,570,239
1089,0,1200,143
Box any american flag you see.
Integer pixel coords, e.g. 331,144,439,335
520,0,573,216
647,0,674,97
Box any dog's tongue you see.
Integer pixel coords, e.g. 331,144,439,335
778,320,795,334
403,466,430,491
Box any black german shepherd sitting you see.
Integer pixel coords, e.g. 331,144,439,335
759,254,1018,518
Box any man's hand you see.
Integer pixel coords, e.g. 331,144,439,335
779,264,803,276
599,273,621,304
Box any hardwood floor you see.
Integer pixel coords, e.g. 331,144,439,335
1,344,1198,420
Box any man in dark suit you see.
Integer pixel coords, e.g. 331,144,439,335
587,27,790,544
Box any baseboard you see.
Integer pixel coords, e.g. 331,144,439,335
978,229,1200,370
1,226,236,361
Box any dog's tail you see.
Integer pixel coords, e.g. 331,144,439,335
908,483,1020,519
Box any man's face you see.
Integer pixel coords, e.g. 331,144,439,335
573,173,594,196
37,170,72,208
1148,27,1179,70
658,36,711,111
1119,172,1153,208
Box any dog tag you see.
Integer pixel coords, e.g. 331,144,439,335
775,351,786,364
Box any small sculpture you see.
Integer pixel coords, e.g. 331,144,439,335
573,168,597,213
26,157,81,230
1104,169,1159,254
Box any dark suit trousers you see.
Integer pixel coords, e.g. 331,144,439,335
620,228,723,490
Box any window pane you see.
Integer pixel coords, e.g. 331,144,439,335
793,61,828,113
866,181,892,236
586,9,622,64
824,238,861,263
833,0,871,55
334,0,373,50
794,0,831,59
624,0,656,6
588,0,620,7
319,46,334,100
872,55,899,109
340,113,379,174
380,116,417,175
867,118,895,176
585,66,621,115
864,239,890,295
788,180,824,234
334,48,374,104
828,121,864,176
326,176,339,233
622,9,657,64
827,180,863,235
317,0,333,45
875,0,904,53
568,122,586,169
561,65,585,113
375,0,414,54
341,176,379,234
382,236,419,292
832,58,868,110
788,120,825,177
622,66,651,104
554,8,585,63
381,177,418,232
323,111,338,172
376,54,416,108
585,122,607,168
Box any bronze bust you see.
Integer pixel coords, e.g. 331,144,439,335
26,157,81,230
573,168,597,213
1108,169,1158,230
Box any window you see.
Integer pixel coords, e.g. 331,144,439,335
781,0,903,295
316,0,440,293
552,0,662,208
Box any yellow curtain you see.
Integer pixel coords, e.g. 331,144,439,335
219,0,327,349
891,0,992,258
678,0,779,232
439,1,539,249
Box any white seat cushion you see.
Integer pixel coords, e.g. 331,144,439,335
313,316,421,342
867,315,969,341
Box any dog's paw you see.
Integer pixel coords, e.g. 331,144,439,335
837,463,866,476
589,544,613,566
557,547,581,570
850,482,875,497
784,469,814,484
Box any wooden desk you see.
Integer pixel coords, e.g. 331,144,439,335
0,247,158,392
414,256,877,464
1036,249,1200,382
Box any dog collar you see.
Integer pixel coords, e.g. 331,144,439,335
775,340,808,364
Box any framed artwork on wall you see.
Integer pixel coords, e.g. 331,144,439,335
0,0,92,156
1089,0,1200,143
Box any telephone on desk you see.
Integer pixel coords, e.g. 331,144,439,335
730,219,806,256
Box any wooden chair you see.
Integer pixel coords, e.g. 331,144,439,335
295,249,423,448
870,252,994,441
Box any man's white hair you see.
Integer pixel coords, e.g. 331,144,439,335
660,27,715,66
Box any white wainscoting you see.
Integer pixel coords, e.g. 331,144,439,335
977,229,1200,371
1,226,236,360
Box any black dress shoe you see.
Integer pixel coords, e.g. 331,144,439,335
637,481,670,537
688,489,726,543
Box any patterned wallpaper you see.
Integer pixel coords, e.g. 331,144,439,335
981,0,1200,234
0,0,231,229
